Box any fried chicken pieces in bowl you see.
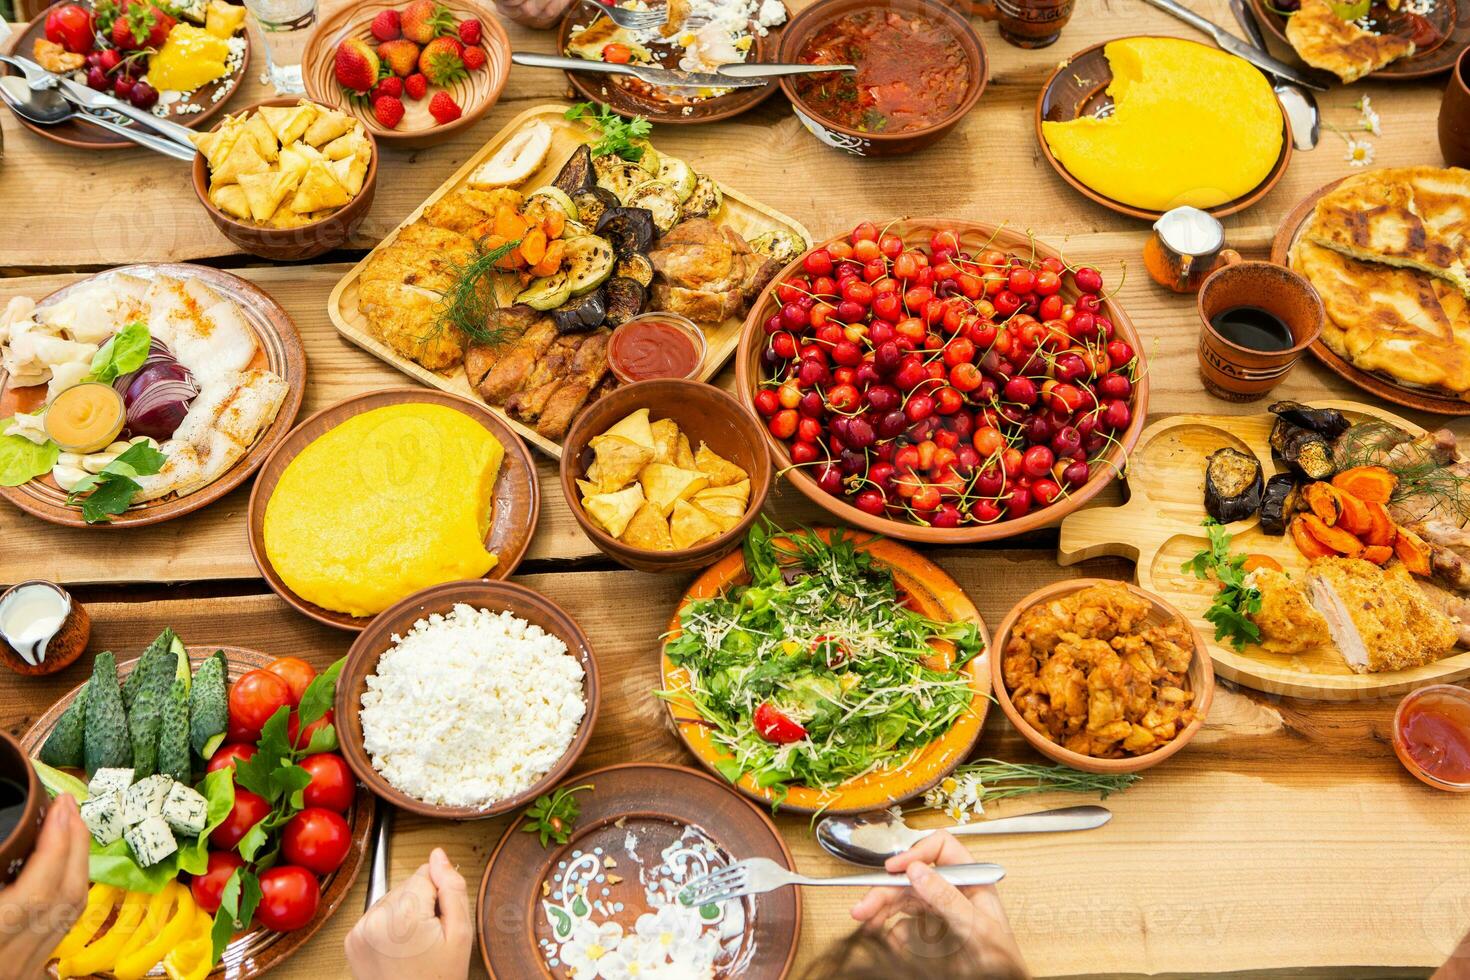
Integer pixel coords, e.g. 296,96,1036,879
993,580,1214,774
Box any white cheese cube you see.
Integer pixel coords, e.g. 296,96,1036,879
162,783,209,836
87,767,134,799
122,774,173,827
123,815,178,868
79,791,125,846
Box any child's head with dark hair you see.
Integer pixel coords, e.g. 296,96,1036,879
802,907,1029,980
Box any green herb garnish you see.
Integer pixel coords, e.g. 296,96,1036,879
924,758,1139,820
1181,519,1262,651
67,440,166,524
433,237,522,347
522,784,593,847
564,102,652,161
87,320,150,385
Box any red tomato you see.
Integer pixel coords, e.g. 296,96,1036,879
210,788,270,850
281,808,352,875
752,702,807,744
288,709,335,750
300,753,355,812
601,42,632,63
256,866,321,933
191,850,245,915
206,743,258,776
229,670,292,744
45,3,93,53
264,657,316,706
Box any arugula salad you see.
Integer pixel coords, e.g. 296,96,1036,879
662,524,983,800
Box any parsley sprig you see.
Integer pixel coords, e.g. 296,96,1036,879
1181,520,1263,651
522,784,593,847
564,102,651,161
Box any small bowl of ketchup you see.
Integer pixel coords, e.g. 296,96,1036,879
1392,685,1470,792
608,314,708,385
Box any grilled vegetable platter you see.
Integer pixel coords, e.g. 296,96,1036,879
23,636,372,980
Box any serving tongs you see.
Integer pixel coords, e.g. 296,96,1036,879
1138,0,1330,91
511,50,768,88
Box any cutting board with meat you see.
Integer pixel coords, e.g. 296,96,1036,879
1057,400,1470,700
327,103,812,458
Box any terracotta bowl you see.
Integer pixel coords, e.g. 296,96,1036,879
989,578,1214,775
0,581,89,677
560,379,772,574
302,0,510,149
0,729,45,888
777,0,987,157
736,216,1150,545
1196,259,1324,402
335,580,600,820
191,98,378,262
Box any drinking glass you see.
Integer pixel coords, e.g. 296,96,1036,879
244,0,319,94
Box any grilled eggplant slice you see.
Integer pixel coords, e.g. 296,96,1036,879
551,289,607,334
625,180,681,234
1259,474,1301,536
1280,427,1336,480
1269,401,1349,439
596,207,656,256
552,145,594,196
594,155,644,203
1205,447,1264,523
572,187,619,227
1269,417,1300,456
563,235,616,297
603,277,647,326
615,252,655,288
681,173,723,220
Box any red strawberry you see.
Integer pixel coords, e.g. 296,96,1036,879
372,75,403,99
457,18,482,45
418,35,465,85
333,37,381,94
428,91,462,125
376,38,421,77
373,94,405,128
110,0,173,51
400,0,455,44
404,72,428,100
461,44,486,71
370,8,401,41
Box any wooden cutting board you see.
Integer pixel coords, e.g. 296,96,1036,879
327,102,812,459
1057,400,1470,700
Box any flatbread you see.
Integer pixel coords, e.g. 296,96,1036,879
1285,0,1414,83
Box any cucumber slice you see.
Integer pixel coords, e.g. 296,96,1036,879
517,271,573,311
564,236,617,297
527,186,577,219
681,173,723,220
656,155,696,203
625,180,682,235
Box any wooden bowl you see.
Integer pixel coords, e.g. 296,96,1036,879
302,0,510,149
1035,37,1293,221
777,0,987,157
0,729,46,888
735,217,1149,545
559,379,771,574
334,580,600,820
989,578,1213,775
191,97,378,262
247,388,540,632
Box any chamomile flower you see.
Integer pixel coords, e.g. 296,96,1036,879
1356,95,1382,135
1345,137,1375,167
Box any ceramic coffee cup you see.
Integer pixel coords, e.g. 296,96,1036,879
1197,260,1323,401
0,729,46,887
1439,46,1470,167
973,0,1075,47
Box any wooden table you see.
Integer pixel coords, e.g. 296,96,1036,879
3,2,1468,977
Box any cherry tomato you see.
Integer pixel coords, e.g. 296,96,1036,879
45,3,93,54
288,709,335,750
191,850,245,915
229,670,292,744
753,702,807,744
281,808,352,876
265,657,316,706
299,753,355,812
601,42,632,63
256,866,321,933
211,788,270,850
206,743,258,777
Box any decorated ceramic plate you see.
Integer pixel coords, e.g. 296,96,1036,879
1249,0,1468,80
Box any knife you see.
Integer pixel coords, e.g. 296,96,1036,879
512,51,767,89
1138,0,1329,91
715,62,857,78
1228,0,1273,51
40,64,199,146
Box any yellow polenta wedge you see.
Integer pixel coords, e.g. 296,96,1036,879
264,404,503,617
1041,38,1282,212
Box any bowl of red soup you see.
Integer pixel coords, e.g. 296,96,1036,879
779,0,987,157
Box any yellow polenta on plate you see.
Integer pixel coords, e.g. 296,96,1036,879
263,404,504,618
1042,37,1283,212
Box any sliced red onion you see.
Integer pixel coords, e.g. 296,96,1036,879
112,338,199,441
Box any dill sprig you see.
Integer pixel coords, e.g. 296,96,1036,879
435,238,521,347
921,759,1139,821
1335,421,1470,520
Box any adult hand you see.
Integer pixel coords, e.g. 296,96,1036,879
849,829,1026,975
345,848,473,980
0,794,91,980
492,0,578,30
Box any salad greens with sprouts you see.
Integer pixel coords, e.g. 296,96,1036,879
660,523,983,804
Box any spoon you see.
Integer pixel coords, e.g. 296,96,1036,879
816,804,1111,867
1228,0,1320,150
0,76,194,161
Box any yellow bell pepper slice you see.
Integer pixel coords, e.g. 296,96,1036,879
56,889,148,978
116,884,199,980
164,908,217,980
51,883,122,961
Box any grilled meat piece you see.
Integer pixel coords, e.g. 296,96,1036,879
648,219,780,324
1244,568,1330,655
463,305,543,388
1306,557,1458,673
506,333,586,423
1406,520,1470,592
478,318,557,405
536,330,612,440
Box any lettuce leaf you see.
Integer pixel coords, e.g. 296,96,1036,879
0,430,59,487
87,768,235,893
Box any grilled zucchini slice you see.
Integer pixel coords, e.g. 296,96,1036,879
564,235,616,296
594,156,644,203
625,180,681,234
527,186,577,218
629,139,660,173
656,155,696,202
615,252,654,287
681,173,723,220
750,229,807,265
516,271,572,311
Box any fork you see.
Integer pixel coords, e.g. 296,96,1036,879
679,857,1006,907
577,0,668,32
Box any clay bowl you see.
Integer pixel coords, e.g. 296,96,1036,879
0,729,46,888
560,379,772,573
777,0,987,157
1196,259,1324,402
335,580,600,820
989,578,1214,775
0,581,89,677
736,216,1149,545
191,98,378,262
302,0,510,149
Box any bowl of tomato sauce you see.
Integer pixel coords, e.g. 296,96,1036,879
1393,685,1470,793
778,0,987,157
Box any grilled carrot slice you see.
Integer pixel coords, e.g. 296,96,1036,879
1301,513,1365,558
1335,489,1373,537
1360,545,1394,565
1302,482,1344,526
1291,516,1337,560
540,208,566,240
1393,525,1433,576
519,228,548,267
1330,466,1397,505
1360,501,1397,547
528,239,566,278
1242,554,1285,573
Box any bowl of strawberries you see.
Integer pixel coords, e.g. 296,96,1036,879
302,0,509,148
